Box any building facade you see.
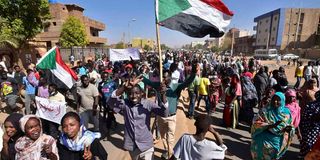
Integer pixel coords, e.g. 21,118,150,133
254,8,320,51
234,35,255,55
132,38,155,50
35,2,107,51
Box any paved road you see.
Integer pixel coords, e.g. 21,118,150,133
99,89,300,160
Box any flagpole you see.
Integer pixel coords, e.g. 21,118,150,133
155,0,163,82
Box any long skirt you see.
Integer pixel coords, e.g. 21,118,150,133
239,99,256,126
223,100,239,129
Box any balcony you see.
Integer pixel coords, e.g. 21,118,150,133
84,17,105,31
89,36,107,44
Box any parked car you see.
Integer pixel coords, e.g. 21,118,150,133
282,53,299,60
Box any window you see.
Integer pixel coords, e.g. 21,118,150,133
272,37,275,41
259,30,261,34
300,13,305,23
273,27,276,31
259,21,262,25
265,29,268,32
53,22,56,26
297,35,301,42
266,19,269,23
274,16,278,21
298,24,303,34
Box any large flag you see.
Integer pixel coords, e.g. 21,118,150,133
36,46,78,89
156,0,234,38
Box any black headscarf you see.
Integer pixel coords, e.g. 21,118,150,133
4,113,24,160
4,113,24,139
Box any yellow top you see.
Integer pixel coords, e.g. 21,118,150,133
199,77,210,95
295,66,304,77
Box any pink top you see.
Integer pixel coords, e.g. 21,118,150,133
235,83,242,96
286,102,301,128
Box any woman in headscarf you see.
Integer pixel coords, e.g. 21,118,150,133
1,113,24,160
285,89,301,139
58,112,107,160
299,90,320,158
298,79,319,112
239,75,258,126
251,92,294,160
15,115,58,160
223,74,241,128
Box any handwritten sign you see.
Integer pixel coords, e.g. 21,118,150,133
109,48,140,61
35,96,66,124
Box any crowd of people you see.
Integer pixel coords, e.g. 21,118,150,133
0,50,318,160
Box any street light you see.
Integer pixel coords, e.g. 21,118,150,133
128,18,136,47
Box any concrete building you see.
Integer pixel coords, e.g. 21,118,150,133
191,41,206,48
234,35,255,55
35,2,107,50
254,8,320,51
132,38,155,50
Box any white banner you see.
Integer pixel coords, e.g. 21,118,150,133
35,96,67,124
109,48,140,61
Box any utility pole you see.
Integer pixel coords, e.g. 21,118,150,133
231,28,234,56
294,8,302,49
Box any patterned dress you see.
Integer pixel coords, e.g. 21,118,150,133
251,92,294,160
300,99,320,156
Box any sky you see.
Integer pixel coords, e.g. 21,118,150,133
57,0,320,48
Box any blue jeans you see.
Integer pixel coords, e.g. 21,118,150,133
197,95,210,113
294,77,302,89
80,110,100,131
188,90,196,116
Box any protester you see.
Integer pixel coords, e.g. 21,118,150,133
108,76,168,160
170,114,227,160
142,62,197,159
98,71,118,136
187,73,200,119
1,113,24,160
58,112,107,160
239,75,258,126
208,72,221,113
299,90,320,158
77,75,100,132
223,74,241,128
41,84,65,139
15,115,59,160
298,79,319,111
22,69,38,114
294,61,304,89
253,67,268,102
196,72,211,114
0,71,20,113
251,92,294,159
285,89,301,139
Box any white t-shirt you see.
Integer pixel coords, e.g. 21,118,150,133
305,66,313,76
171,70,180,84
173,134,227,160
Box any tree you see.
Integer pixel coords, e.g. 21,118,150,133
194,44,204,50
143,44,151,51
115,42,125,49
59,16,89,48
221,36,232,51
161,44,170,51
210,46,219,52
0,0,50,45
0,0,50,65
